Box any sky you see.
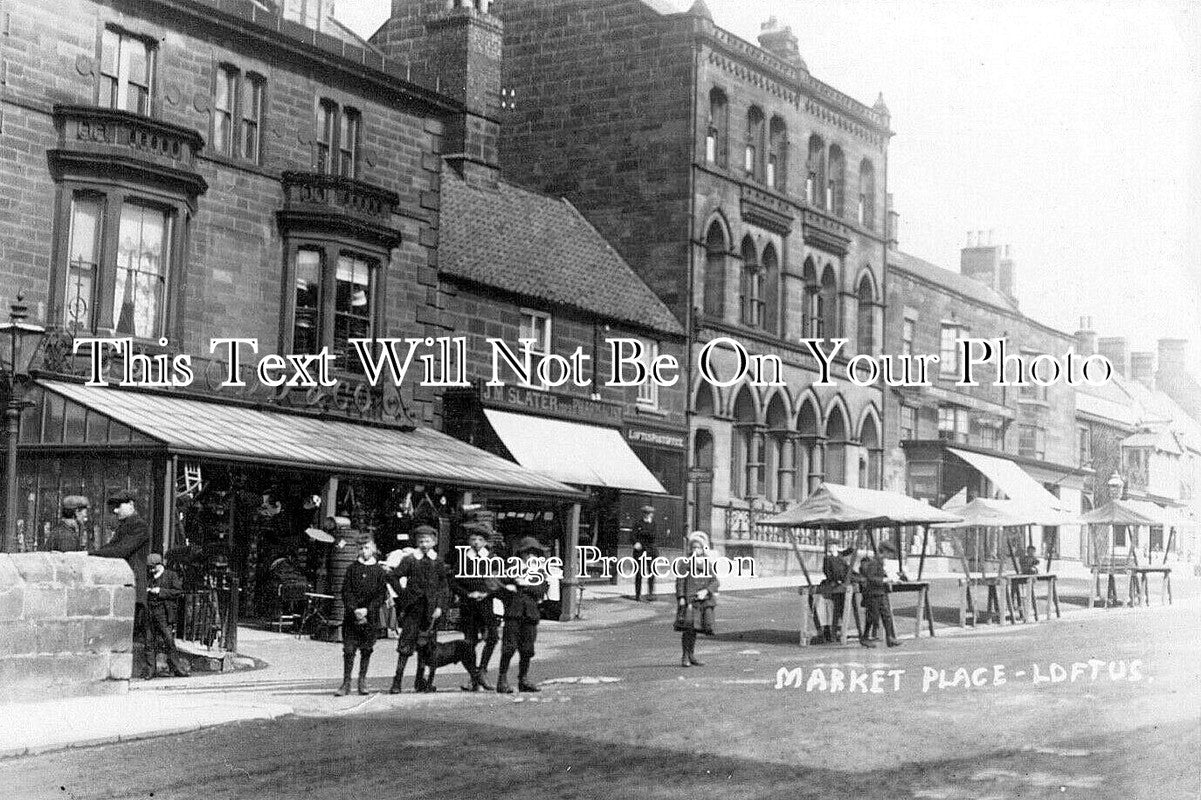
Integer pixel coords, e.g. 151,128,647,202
335,0,1201,373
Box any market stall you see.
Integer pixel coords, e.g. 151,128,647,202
760,483,963,646
934,498,1074,626
1080,500,1171,608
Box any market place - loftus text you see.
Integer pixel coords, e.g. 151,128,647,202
71,335,1114,391
774,659,1145,692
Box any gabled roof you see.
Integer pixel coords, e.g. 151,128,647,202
889,250,1018,313
439,169,683,336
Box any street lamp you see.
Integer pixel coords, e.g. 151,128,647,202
1106,471,1125,501
0,295,45,552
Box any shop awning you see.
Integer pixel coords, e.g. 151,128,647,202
760,483,964,530
39,381,581,499
947,448,1072,514
482,408,666,494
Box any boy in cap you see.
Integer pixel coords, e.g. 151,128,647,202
631,505,658,601
451,520,500,690
813,546,855,644
43,496,90,552
145,553,189,678
495,536,548,693
336,539,388,696
388,525,449,693
855,542,900,648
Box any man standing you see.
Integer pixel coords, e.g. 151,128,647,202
452,521,500,690
388,525,448,693
43,496,90,552
813,546,855,643
631,505,658,601
495,536,548,694
145,553,189,678
1018,544,1040,574
856,542,900,649
336,539,388,696
92,490,152,676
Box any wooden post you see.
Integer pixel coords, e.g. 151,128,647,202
160,455,177,553
560,502,581,621
917,525,930,580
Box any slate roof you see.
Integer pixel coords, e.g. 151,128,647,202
439,169,684,336
890,251,1019,313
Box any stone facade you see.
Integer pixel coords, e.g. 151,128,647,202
0,552,135,703
491,1,892,565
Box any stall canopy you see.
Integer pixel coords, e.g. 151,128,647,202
1079,500,1161,527
38,380,582,499
760,483,964,530
482,409,665,493
947,448,1072,513
936,497,1077,528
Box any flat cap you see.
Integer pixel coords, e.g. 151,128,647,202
413,524,439,540
61,495,90,511
146,553,163,566
107,489,136,505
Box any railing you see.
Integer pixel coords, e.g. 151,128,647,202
722,503,854,549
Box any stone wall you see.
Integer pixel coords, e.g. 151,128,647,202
0,553,134,704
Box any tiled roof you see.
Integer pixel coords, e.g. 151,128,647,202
439,170,683,335
890,250,1019,313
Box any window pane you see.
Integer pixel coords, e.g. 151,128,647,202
293,248,322,354
333,254,372,360
242,78,263,162
114,203,168,338
65,195,102,331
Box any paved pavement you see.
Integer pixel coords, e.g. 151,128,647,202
0,569,1195,797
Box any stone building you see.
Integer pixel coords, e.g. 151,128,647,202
884,234,1087,563
489,0,893,571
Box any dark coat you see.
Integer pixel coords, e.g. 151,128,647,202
497,581,546,622
451,548,500,599
820,555,851,587
632,518,658,558
855,556,890,598
391,552,449,616
341,560,389,619
93,513,152,605
43,521,84,552
1018,554,1040,574
147,567,184,624
675,569,719,608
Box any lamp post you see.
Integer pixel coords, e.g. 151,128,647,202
0,295,45,552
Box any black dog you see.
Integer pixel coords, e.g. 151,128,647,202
414,630,481,693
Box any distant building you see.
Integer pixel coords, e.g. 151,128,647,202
884,231,1088,563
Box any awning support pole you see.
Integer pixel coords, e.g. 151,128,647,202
560,502,582,621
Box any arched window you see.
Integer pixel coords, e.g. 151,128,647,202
739,236,763,327
825,405,849,486
820,264,838,339
703,221,727,319
860,413,881,489
858,158,876,229
707,88,728,167
765,393,791,504
827,145,846,216
768,116,787,191
762,243,779,334
731,386,761,499
745,106,765,179
802,258,820,338
856,273,876,356
797,398,821,499
806,134,825,206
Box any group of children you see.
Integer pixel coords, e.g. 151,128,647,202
336,522,549,696
810,543,907,648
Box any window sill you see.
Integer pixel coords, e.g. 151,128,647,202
634,404,667,418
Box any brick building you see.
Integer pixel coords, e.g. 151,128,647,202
884,234,1088,563
489,0,893,572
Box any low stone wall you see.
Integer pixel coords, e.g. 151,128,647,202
0,552,135,703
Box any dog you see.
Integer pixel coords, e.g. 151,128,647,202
413,628,480,693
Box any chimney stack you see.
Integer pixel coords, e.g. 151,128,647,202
960,234,1017,305
1130,351,1156,387
1074,316,1096,357
1158,338,1188,375
1098,337,1130,378
757,17,806,70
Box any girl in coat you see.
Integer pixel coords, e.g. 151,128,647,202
675,531,719,667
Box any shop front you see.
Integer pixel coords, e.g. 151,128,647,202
11,378,581,649
443,384,688,573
